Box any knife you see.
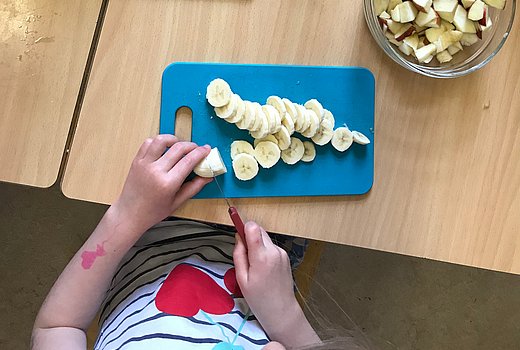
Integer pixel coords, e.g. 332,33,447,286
209,168,247,245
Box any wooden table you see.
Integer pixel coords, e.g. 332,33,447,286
62,0,520,274
0,0,102,187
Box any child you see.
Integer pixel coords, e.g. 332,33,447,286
31,135,321,350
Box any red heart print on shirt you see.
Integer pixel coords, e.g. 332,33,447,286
224,268,243,298
156,264,234,317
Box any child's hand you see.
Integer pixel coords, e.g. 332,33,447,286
233,222,320,348
113,135,212,235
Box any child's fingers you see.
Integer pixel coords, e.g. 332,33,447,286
171,176,213,209
135,138,153,159
144,134,177,161
244,221,267,262
169,145,211,181
157,141,198,170
259,226,275,247
233,233,249,284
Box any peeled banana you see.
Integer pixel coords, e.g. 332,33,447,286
193,147,227,178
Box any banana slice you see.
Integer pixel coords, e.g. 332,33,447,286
262,105,281,134
249,102,263,132
267,96,287,119
226,96,246,123
332,127,354,152
254,134,278,147
230,140,255,160
311,119,334,146
282,113,295,135
304,99,325,121
215,93,238,119
274,125,291,151
301,109,320,138
281,137,305,165
194,147,227,177
254,141,281,169
352,131,371,145
322,109,335,129
236,101,256,130
250,104,269,139
293,104,307,132
206,78,232,107
233,153,259,181
282,98,298,124
301,141,316,162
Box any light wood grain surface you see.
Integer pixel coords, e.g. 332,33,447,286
62,0,520,274
0,0,102,187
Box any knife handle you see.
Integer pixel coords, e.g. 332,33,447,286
228,206,246,245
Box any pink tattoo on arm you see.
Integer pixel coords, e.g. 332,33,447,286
81,242,107,269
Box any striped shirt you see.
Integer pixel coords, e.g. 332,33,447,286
94,220,269,350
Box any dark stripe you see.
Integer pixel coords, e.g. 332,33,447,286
109,244,233,294
100,273,168,325
230,309,257,321
111,230,234,284
186,316,269,345
97,295,157,347
115,333,222,349
101,313,168,349
100,253,232,323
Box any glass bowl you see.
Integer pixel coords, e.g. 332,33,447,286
363,0,516,78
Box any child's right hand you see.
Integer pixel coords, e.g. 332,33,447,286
233,221,321,348
113,135,212,237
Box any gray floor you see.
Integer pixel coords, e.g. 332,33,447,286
1,181,519,349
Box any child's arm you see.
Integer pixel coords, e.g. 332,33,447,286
233,222,321,349
31,135,212,350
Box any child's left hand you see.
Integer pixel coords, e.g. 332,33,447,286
113,135,212,235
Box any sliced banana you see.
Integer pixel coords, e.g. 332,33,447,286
301,141,316,162
206,78,232,107
301,109,320,138
281,137,305,165
322,109,335,129
232,153,259,181
194,147,227,177
274,125,291,151
304,99,325,121
226,96,245,123
282,113,295,135
262,105,281,134
331,127,354,152
311,119,334,146
254,141,281,169
230,140,255,160
267,96,287,119
282,98,298,124
250,104,269,139
236,101,256,130
249,102,263,132
254,134,278,147
352,131,371,145
293,104,306,132
215,93,238,119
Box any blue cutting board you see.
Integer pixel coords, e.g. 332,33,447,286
160,62,375,199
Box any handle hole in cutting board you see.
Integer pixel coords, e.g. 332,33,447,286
175,106,193,141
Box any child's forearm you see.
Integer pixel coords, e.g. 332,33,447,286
33,203,143,332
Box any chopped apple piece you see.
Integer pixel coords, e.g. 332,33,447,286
399,42,415,55
388,0,403,11
415,43,437,62
433,0,458,22
413,0,433,13
375,0,391,15
436,50,453,63
441,20,456,30
380,11,392,19
434,30,463,52
483,0,506,9
478,6,490,25
425,27,445,42
460,32,479,46
415,6,439,26
425,15,442,28
404,33,420,49
468,0,486,20
462,0,476,8
447,42,463,54
398,1,419,22
395,23,416,40
453,5,477,33
480,15,493,31
387,19,406,33
391,7,401,21
424,55,434,63
385,31,402,46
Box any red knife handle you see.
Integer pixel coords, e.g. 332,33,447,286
228,206,246,244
